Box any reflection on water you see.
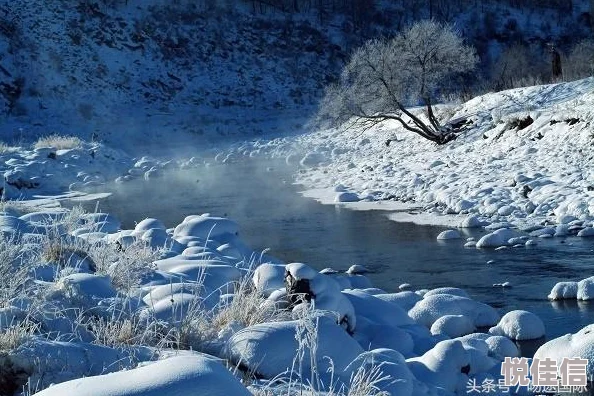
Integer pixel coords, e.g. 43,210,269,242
77,158,594,344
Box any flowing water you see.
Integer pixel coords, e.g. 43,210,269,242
80,157,594,346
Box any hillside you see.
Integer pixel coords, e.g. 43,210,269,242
1,0,593,152
245,77,594,235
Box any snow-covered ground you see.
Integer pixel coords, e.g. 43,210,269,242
234,78,594,246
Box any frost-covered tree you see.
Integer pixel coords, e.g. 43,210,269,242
564,39,594,80
316,20,478,144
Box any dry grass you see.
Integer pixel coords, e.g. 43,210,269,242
33,134,82,150
0,320,39,352
0,142,19,154
83,316,167,349
0,236,31,306
211,280,289,331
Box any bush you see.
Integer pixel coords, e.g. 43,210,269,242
34,134,82,150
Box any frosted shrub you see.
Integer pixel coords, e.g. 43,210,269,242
33,134,82,150
89,241,159,292
0,319,40,351
0,236,31,306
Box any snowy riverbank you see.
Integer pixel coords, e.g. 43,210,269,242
1,201,593,395
235,78,594,240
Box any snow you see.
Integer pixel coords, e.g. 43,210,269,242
227,318,363,381
534,323,594,377
252,263,286,297
335,191,360,203
548,281,579,300
430,315,476,338
577,276,594,300
173,215,239,240
5,76,594,395
375,291,422,311
489,310,545,340
436,229,462,240
406,339,470,393
409,293,500,328
35,355,251,396
344,349,415,396
346,264,369,274
243,78,594,234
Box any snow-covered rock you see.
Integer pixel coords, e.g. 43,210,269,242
35,355,251,396
430,315,476,338
173,215,238,240
409,293,499,328
227,318,363,380
534,323,594,377
548,281,579,300
489,310,545,340
407,339,470,393
335,192,359,202
436,229,461,240
344,349,415,396
252,263,286,297
577,276,594,300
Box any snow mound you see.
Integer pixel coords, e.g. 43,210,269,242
407,339,470,393
343,289,415,328
55,273,117,302
489,310,545,340
285,263,356,332
352,316,414,356
252,263,286,297
475,228,515,248
548,281,578,300
35,354,250,396
459,215,484,228
344,349,415,396
335,192,359,202
227,318,363,380
534,323,594,377
300,152,326,167
409,293,500,328
375,291,422,311
436,229,461,240
430,315,476,338
133,218,167,235
423,287,470,299
577,276,594,300
173,215,238,240
346,264,369,274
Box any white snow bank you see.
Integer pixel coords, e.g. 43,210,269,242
35,354,250,396
489,310,545,340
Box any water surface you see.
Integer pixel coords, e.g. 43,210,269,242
81,158,594,343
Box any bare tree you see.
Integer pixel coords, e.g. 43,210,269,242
315,20,478,144
564,39,594,80
492,43,547,90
